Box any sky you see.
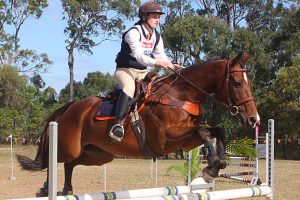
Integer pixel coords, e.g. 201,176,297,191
18,1,137,92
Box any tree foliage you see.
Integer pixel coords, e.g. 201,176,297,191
161,0,300,140
62,0,139,101
259,64,300,138
58,71,115,103
0,64,27,108
0,0,52,72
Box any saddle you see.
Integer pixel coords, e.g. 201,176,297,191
95,72,158,157
94,71,203,157
95,71,158,121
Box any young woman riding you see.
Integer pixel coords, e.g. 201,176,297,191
109,1,182,141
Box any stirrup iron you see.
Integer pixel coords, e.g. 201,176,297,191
109,124,124,142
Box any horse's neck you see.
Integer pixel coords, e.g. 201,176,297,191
188,60,226,90
150,61,226,102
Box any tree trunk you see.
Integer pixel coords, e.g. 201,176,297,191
225,2,232,28
68,50,74,102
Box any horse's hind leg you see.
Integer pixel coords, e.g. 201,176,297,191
61,144,114,195
36,174,49,197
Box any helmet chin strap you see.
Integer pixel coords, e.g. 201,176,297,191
143,15,154,33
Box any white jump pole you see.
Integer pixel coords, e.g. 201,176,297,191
188,185,272,200
10,177,209,200
9,134,16,181
48,122,58,200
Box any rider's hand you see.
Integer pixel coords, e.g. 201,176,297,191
155,60,174,70
173,63,185,71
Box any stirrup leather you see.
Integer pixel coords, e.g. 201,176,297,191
109,124,124,142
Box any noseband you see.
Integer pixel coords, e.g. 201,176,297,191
170,60,254,116
224,61,254,115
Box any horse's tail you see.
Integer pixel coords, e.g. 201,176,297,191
16,102,75,171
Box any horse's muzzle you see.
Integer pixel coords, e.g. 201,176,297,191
238,113,259,128
248,116,258,128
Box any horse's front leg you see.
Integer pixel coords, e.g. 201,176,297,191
209,127,226,169
197,127,221,182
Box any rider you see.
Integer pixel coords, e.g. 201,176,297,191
109,1,182,142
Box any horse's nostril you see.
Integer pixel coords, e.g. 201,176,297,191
249,116,257,124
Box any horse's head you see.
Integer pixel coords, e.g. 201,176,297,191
217,52,260,128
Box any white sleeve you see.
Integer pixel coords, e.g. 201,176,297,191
124,29,156,67
152,35,169,61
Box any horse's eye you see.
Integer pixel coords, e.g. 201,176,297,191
233,81,242,88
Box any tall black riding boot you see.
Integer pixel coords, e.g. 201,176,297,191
109,91,132,141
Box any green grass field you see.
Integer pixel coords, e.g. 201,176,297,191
0,145,299,200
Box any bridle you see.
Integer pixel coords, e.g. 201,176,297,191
222,61,255,115
169,60,254,116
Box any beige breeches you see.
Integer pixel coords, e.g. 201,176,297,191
114,68,147,98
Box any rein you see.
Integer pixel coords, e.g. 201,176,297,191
169,61,254,116
168,67,214,97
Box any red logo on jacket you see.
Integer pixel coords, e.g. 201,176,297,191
142,42,153,48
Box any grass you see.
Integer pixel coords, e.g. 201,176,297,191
0,144,299,200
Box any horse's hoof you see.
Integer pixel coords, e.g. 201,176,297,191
219,160,227,169
36,188,48,197
61,190,73,195
204,166,219,176
57,190,73,196
202,168,214,183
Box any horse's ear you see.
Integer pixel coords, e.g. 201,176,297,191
231,52,244,65
240,54,251,65
231,52,251,65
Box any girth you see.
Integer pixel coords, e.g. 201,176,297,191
145,98,203,116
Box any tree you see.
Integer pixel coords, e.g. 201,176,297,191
259,64,300,138
62,0,139,102
58,81,84,103
269,6,300,71
164,0,194,21
0,65,44,138
0,0,8,31
20,84,45,138
30,73,45,95
5,0,48,52
0,108,24,137
39,86,57,108
195,0,254,30
163,15,231,65
81,71,115,97
0,0,52,72
58,71,115,103
0,64,27,108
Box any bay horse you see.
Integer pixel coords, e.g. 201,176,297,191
16,52,259,196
